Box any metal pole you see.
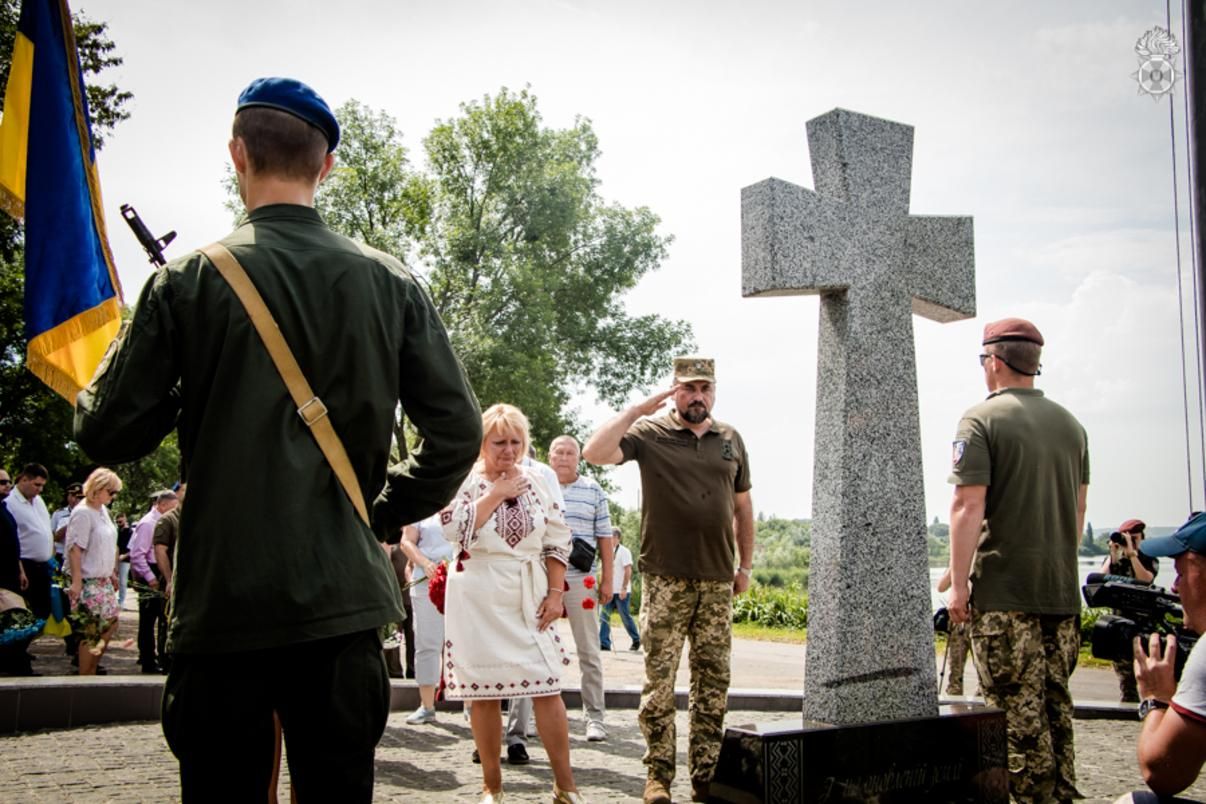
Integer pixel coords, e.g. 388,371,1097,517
1187,1,1206,440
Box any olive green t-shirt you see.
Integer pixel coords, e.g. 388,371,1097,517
619,411,751,581
949,388,1089,615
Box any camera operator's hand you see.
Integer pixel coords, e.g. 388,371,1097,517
948,583,971,625
1124,531,1138,557
1134,633,1178,702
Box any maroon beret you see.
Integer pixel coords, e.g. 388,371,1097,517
1118,518,1146,533
982,317,1044,346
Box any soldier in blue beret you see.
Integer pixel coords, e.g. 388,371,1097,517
75,78,482,801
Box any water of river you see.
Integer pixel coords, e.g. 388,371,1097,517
928,556,1175,612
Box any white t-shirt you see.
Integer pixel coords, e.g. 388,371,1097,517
4,491,53,562
612,544,633,595
1172,636,1206,724
64,505,118,579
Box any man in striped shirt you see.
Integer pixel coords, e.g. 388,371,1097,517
549,435,614,742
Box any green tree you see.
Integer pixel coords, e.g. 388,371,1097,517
0,5,140,499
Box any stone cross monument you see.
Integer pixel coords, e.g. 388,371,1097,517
742,109,975,724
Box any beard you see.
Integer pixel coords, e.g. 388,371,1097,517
680,402,709,424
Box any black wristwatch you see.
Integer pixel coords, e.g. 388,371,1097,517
1138,698,1169,721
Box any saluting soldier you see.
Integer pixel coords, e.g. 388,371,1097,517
585,356,754,804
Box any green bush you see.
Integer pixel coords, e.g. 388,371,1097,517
752,567,808,590
731,583,808,630
1081,607,1107,643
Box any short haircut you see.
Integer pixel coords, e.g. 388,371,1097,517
549,435,579,453
612,527,621,538
986,341,1041,376
83,468,122,502
480,403,531,461
20,463,48,480
232,107,328,182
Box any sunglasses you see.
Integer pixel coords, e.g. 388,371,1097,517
0,480,10,486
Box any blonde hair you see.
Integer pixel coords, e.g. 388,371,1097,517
479,403,531,461
83,467,122,503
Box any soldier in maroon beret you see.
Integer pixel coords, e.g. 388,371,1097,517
947,317,1090,803
1101,517,1157,701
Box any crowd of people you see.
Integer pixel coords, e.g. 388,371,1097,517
0,463,135,676
1,72,1201,803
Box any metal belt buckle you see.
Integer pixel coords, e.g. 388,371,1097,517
297,397,328,426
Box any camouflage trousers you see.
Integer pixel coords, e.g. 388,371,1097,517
970,610,1082,804
638,574,732,785
945,622,973,695
1112,658,1139,703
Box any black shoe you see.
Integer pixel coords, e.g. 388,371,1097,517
95,666,108,676
630,643,641,651
507,743,530,765
140,664,159,674
472,748,480,764
600,644,612,651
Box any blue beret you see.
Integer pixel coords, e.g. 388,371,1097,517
236,77,339,152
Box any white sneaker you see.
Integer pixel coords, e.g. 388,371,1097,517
406,706,437,724
585,721,607,742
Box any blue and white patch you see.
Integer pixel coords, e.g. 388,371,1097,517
952,440,967,467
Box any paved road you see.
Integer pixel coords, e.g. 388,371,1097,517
6,606,1198,802
2,707,1205,802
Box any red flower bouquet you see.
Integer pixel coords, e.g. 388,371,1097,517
428,562,449,614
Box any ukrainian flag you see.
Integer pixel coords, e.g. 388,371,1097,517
0,0,122,402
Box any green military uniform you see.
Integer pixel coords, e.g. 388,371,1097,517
949,387,1089,804
76,205,481,654
620,409,751,787
75,205,481,797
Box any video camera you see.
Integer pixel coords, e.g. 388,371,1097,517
1081,572,1198,680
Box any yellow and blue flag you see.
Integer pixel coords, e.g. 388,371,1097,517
0,0,122,403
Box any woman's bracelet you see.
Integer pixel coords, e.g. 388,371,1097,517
546,587,564,595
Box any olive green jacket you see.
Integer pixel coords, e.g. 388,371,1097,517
75,205,481,654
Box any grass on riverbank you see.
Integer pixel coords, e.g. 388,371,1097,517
726,625,1112,669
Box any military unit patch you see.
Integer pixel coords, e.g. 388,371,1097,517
952,440,966,467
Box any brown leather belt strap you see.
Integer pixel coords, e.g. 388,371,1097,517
200,242,370,527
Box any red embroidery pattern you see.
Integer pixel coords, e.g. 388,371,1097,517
496,497,534,548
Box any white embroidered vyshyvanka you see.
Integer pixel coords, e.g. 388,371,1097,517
441,467,572,700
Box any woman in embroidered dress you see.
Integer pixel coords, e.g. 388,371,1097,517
64,467,123,676
442,403,583,804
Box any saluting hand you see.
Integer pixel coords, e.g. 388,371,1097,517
632,386,677,418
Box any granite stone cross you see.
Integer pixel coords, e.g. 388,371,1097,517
742,108,975,724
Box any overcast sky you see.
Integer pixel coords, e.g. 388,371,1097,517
77,0,1204,530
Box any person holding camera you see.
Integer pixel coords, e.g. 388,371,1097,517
1103,519,1157,584
1101,518,1159,702
1113,513,1206,802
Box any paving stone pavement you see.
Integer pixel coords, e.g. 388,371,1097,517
2,708,1206,802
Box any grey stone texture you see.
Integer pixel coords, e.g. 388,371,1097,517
742,108,976,725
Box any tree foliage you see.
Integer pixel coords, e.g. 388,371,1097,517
420,88,691,445
0,5,141,500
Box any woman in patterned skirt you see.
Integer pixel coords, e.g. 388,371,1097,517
65,467,123,676
441,403,584,804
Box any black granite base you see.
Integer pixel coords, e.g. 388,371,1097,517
710,703,1007,803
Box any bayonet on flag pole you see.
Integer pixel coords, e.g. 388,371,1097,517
0,0,123,403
